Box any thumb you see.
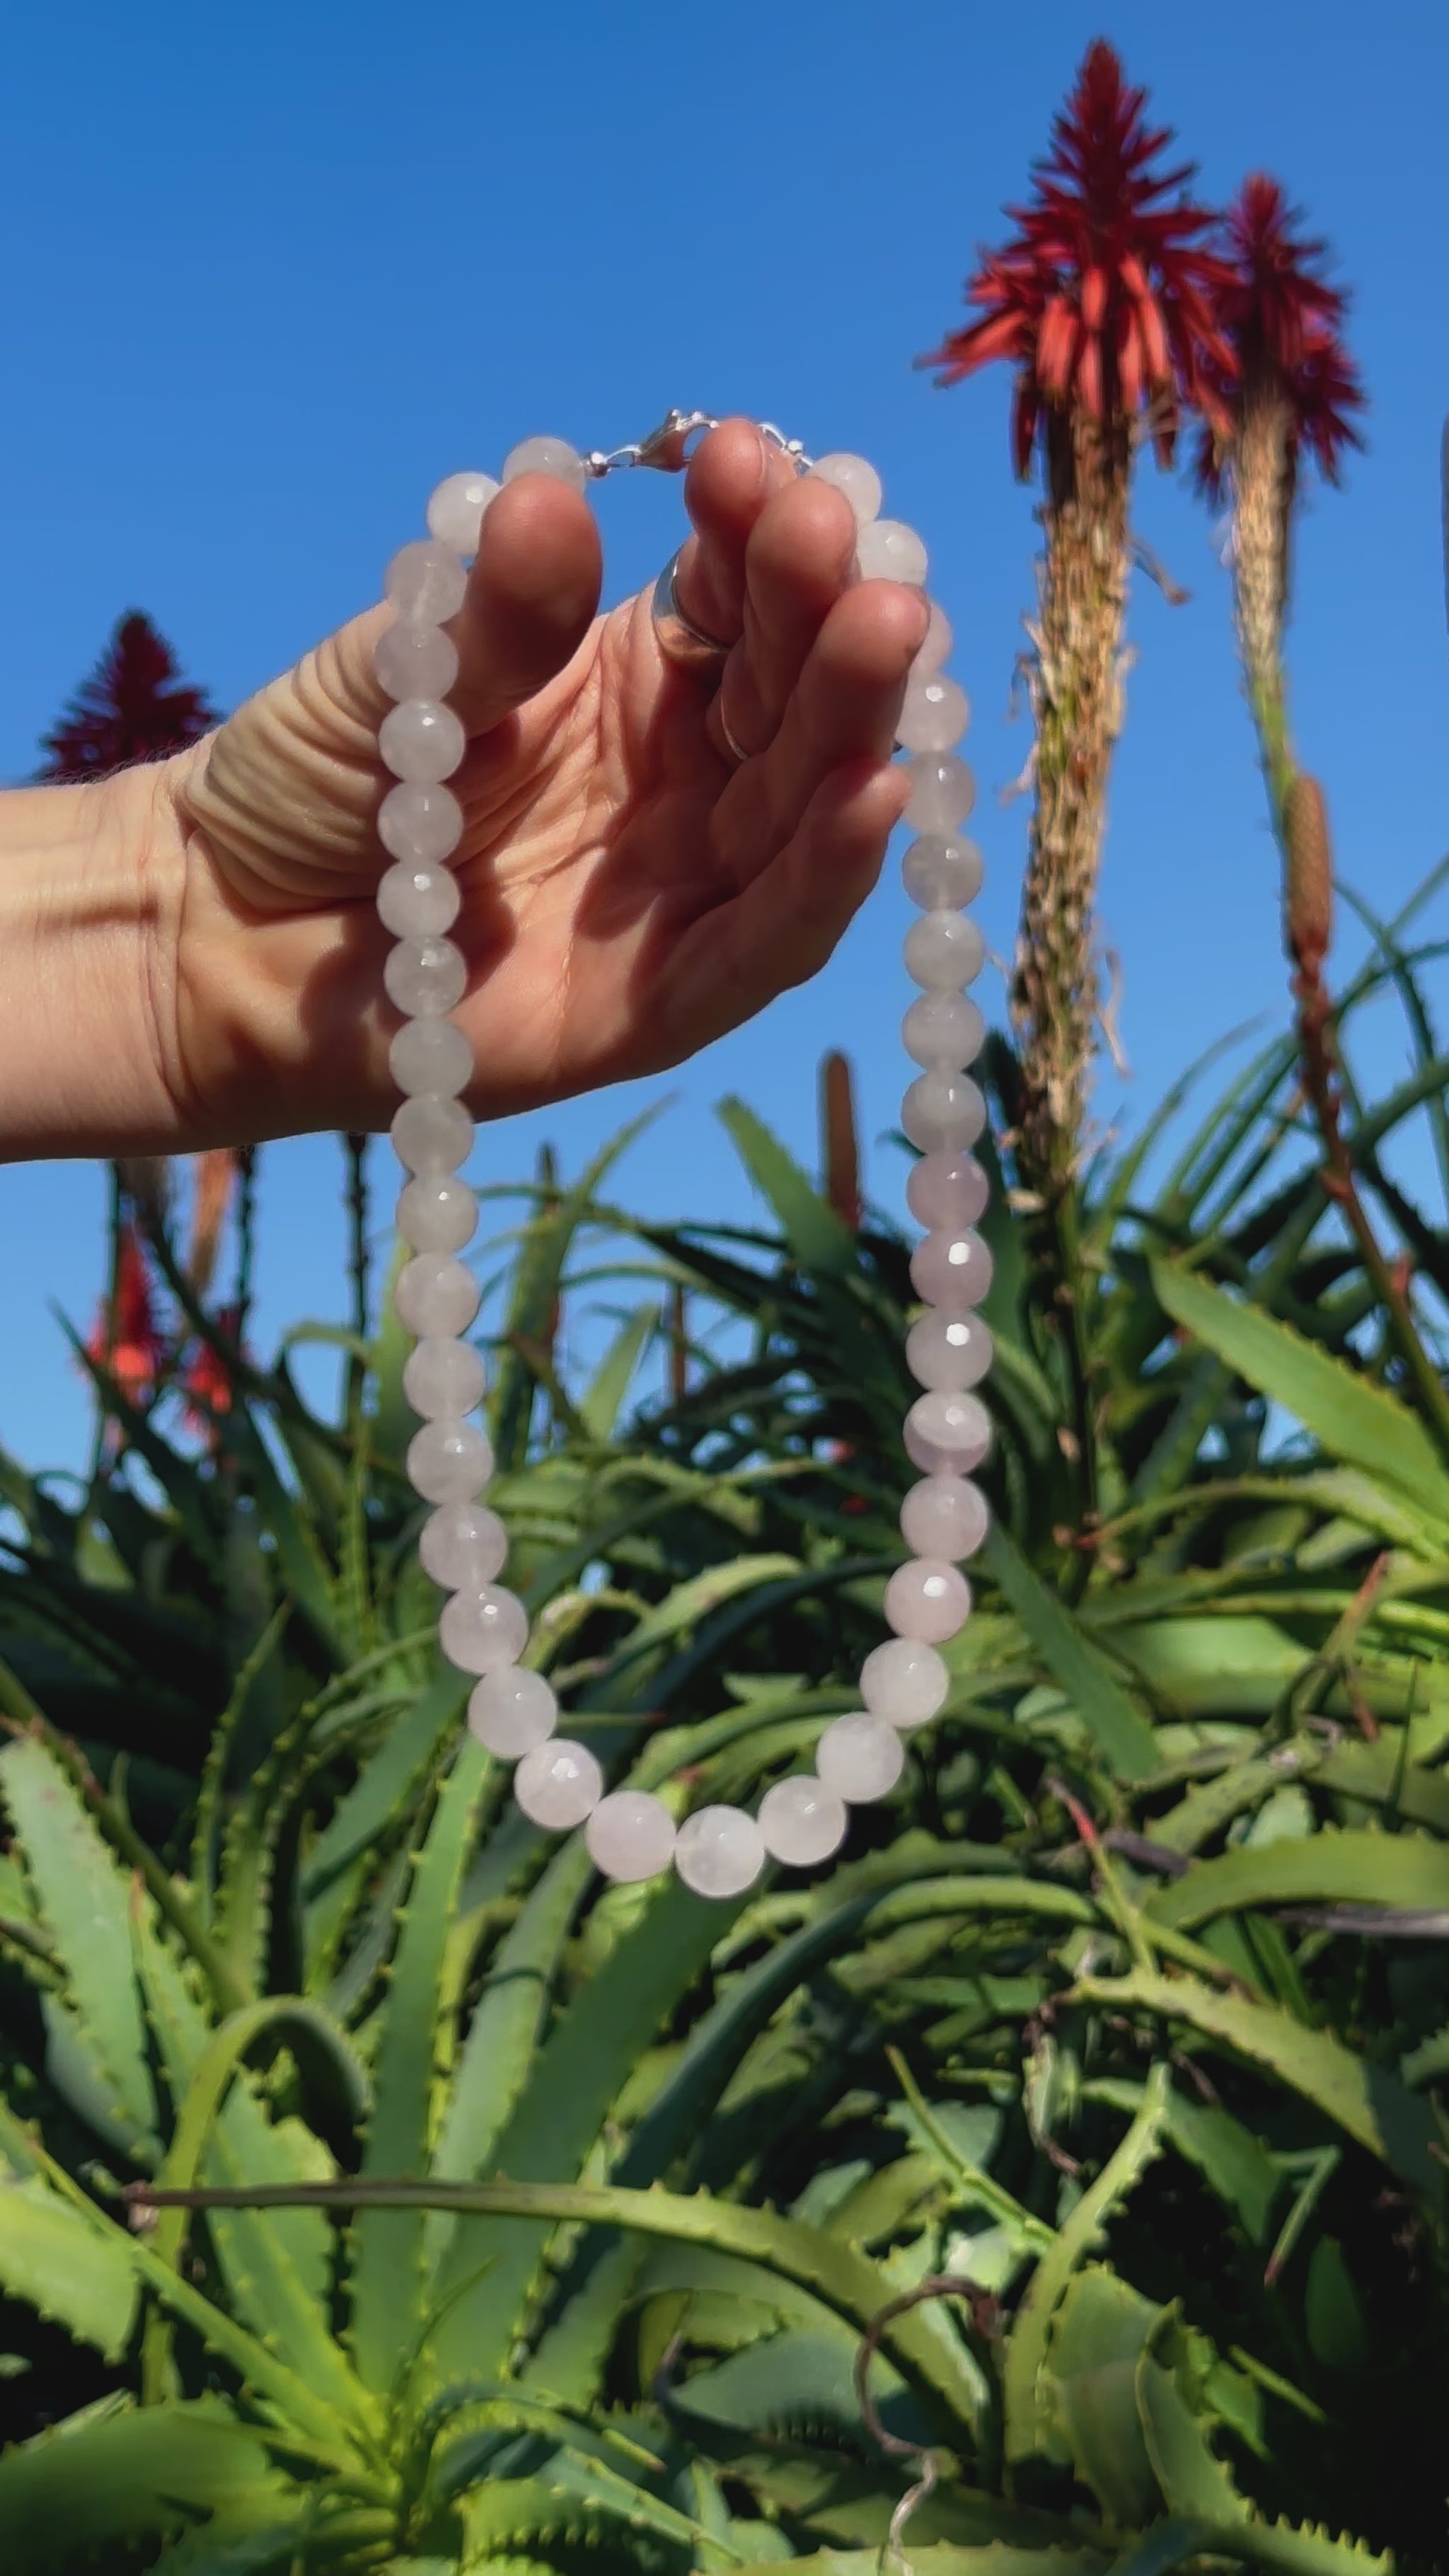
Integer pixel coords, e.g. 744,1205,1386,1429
447,472,603,735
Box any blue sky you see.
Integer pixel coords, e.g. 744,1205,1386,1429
3,0,1448,1473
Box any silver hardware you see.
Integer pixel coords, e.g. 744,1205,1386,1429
583,410,811,480
650,545,732,680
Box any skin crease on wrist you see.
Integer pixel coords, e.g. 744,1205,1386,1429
0,423,928,1165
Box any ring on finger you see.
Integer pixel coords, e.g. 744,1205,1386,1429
717,701,751,766
651,545,732,682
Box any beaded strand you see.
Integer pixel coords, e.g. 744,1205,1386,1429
376,430,991,1898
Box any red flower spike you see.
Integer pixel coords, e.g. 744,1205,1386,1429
180,1307,245,1436
86,1223,166,1404
919,40,1236,476
40,612,219,782
1194,174,1366,497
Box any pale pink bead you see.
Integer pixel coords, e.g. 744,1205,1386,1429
586,1790,677,1883
397,1175,478,1255
855,519,928,584
905,753,975,833
758,1775,848,1866
901,1074,986,1155
440,1583,529,1675
884,1556,972,1644
377,861,461,940
407,1417,493,1504
384,538,467,625
390,1094,473,1176
384,935,467,1018
427,470,500,555
897,674,970,753
502,435,586,492
913,601,953,672
374,618,459,703
902,835,983,911
379,700,466,785
901,1475,989,1561
403,1336,485,1419
514,1738,602,1828
906,1150,989,1232
674,1806,765,1899
904,1390,992,1476
910,1228,994,1308
389,1017,472,1099
378,783,464,867
394,1254,480,1337
906,1310,993,1392
860,1636,949,1728
902,993,985,1070
810,452,882,525
469,1668,555,1758
904,910,986,988
816,1712,904,1802
420,1501,507,1590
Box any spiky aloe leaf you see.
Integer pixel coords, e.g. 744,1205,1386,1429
978,1527,1156,1780
0,2166,139,2359
1145,1825,1449,1931
0,2399,297,2576
1044,2267,1162,2528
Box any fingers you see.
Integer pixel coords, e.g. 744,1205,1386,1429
669,418,795,648
446,473,604,735
711,473,860,762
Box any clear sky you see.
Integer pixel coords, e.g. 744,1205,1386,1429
4,0,1447,1474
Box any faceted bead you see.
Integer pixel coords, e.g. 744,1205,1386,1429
903,834,983,911
904,1389,992,1477
404,1336,486,1419
913,600,953,672
860,1636,949,1728
384,935,467,1018
502,435,587,493
758,1774,848,1866
903,993,985,1070
674,1805,766,1900
397,1175,478,1254
809,452,882,525
427,470,500,556
906,1150,989,1232
905,753,976,834
910,1228,994,1308
901,1474,989,1562
374,618,459,703
406,1416,494,1503
586,1789,677,1883
384,538,468,625
514,1738,603,1829
378,782,464,867
855,519,928,585
816,1712,904,1802
468,1666,556,1757
898,674,970,753
440,1582,529,1675
395,1253,480,1337
420,1500,507,1590
884,1556,972,1644
904,910,986,988
379,700,467,785
906,1310,993,1392
391,1094,473,1175
377,860,461,940
901,1073,986,1154
390,1017,472,1099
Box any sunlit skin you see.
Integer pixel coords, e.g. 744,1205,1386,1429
0,419,928,1160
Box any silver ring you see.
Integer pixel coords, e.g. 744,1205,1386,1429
651,545,732,681
717,703,750,766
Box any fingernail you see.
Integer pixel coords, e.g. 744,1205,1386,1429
748,427,770,492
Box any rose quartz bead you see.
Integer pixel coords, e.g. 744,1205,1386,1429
374,619,459,704
758,1775,848,1866
903,993,985,1070
440,1582,529,1675
904,1390,992,1476
384,936,467,1018
810,452,882,525
913,601,953,672
904,911,986,988
586,1789,677,1883
902,835,984,911
395,1254,480,1338
420,1501,507,1590
897,675,970,754
384,539,468,625
403,1336,485,1420
427,470,500,555
674,1806,766,1900
910,1228,994,1308
855,519,928,585
407,1417,493,1503
377,861,461,940
901,1074,986,1154
514,1739,602,1828
391,1094,473,1175
906,1150,989,1231
906,1311,993,1392
502,436,586,492
379,700,466,785
905,753,975,833
378,783,464,867
390,1017,472,1099
901,1475,989,1561
468,1667,556,1758
884,1556,972,1644
816,1712,904,1802
397,1176,478,1254
860,1636,949,1728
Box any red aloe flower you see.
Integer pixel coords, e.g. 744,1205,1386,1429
86,1223,166,1404
1194,175,1365,498
180,1307,245,1436
919,40,1235,479
40,611,219,782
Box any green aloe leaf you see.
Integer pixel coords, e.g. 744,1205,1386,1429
979,1526,1156,1780
1145,1825,1449,1933
0,2401,296,2576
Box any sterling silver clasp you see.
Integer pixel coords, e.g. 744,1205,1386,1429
583,408,812,480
